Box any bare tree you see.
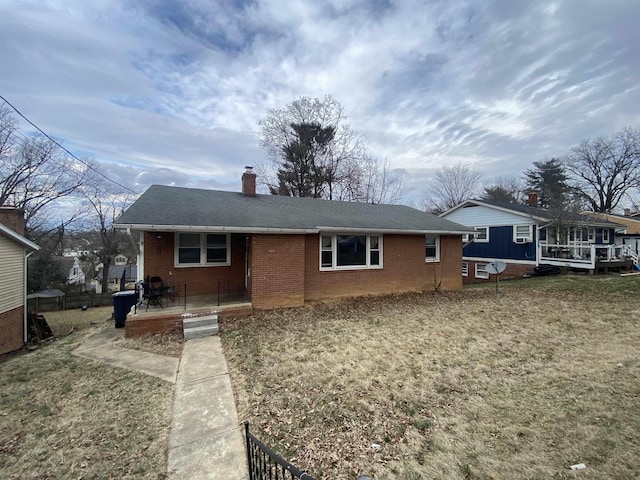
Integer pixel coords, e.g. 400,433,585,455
565,127,640,213
349,155,406,204
259,95,395,202
81,182,135,293
0,105,96,240
423,163,483,214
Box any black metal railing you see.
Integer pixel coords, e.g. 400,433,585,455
245,422,315,480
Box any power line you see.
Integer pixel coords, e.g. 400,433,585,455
0,94,137,194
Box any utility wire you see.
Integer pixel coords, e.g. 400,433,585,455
0,94,137,194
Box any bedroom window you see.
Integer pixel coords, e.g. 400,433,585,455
513,224,533,243
320,234,382,270
425,235,440,262
474,227,489,243
175,233,230,266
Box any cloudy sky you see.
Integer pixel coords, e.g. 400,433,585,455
1,0,639,206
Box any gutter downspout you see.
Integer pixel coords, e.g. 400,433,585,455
24,251,35,345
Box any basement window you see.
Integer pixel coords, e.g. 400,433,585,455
320,234,382,270
425,235,440,262
475,263,489,279
175,233,230,267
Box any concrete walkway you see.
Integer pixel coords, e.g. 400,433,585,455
168,336,248,479
72,326,179,383
72,326,248,479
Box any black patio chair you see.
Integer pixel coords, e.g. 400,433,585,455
142,279,163,311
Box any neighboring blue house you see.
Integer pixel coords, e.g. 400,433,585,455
440,199,629,282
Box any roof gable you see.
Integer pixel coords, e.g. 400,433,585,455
115,185,473,234
442,200,623,228
0,223,39,251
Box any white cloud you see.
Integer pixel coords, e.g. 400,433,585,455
1,0,639,212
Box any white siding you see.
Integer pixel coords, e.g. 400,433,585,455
444,204,534,227
0,236,25,314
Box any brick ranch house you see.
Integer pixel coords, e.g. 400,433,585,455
0,207,39,355
114,170,473,309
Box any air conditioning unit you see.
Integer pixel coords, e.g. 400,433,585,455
515,237,528,244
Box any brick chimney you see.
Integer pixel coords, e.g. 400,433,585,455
528,192,538,207
624,208,631,216
0,206,26,235
242,166,256,197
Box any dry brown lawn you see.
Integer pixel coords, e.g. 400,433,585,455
221,275,640,479
1,308,178,479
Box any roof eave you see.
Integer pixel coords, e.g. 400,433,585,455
114,223,320,234
115,223,474,235
316,226,475,235
440,200,549,222
0,224,40,251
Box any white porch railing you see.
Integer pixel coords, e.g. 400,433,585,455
538,244,636,269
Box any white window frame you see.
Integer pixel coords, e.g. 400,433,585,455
588,228,595,243
513,224,533,243
462,261,468,277
475,263,489,279
319,234,383,271
425,235,440,262
474,226,489,243
602,229,610,243
174,232,231,267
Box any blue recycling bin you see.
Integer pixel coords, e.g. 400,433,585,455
113,290,137,328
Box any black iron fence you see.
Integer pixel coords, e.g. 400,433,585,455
245,422,315,480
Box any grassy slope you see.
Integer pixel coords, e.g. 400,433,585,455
222,275,640,479
0,325,173,479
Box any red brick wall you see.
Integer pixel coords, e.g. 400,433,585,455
125,305,253,337
250,234,306,309
143,232,246,297
462,260,533,284
304,234,462,302
143,231,464,310
0,306,23,355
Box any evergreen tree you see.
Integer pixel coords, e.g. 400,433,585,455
523,158,571,209
270,122,336,198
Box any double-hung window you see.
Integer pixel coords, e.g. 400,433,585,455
320,234,382,270
425,235,440,262
602,229,610,243
474,226,489,242
175,233,231,266
513,224,533,243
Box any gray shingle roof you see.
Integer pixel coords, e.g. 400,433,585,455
115,185,472,234
95,265,137,282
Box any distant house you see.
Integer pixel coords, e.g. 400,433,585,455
0,207,39,355
114,169,473,309
440,197,629,283
114,254,128,265
95,264,137,293
582,210,640,256
53,256,85,287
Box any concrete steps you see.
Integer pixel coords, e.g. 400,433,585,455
183,315,218,340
